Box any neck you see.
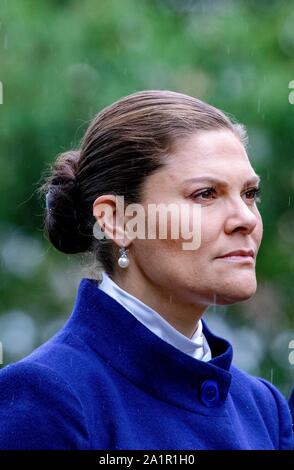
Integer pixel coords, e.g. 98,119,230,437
111,265,207,339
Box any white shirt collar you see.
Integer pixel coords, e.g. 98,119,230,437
98,272,211,362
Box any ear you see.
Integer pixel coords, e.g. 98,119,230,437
93,194,132,248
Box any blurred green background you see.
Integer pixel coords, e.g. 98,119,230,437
0,0,293,396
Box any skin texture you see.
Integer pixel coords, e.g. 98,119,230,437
93,129,263,338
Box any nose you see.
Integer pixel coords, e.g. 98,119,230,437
223,196,259,235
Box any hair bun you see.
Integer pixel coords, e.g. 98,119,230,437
42,150,92,254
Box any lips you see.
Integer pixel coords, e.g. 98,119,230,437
216,249,255,259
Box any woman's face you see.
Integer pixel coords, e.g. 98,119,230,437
130,129,263,307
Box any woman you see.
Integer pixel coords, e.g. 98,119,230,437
0,90,292,450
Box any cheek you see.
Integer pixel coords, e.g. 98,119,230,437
160,205,220,255
164,208,218,261
255,214,263,246
251,207,263,237
197,210,223,252
257,212,263,235
133,204,220,262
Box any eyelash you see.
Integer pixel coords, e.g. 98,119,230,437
191,186,262,203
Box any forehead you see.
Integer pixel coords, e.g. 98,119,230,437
166,129,256,182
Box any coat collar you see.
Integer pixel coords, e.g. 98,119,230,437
65,278,233,414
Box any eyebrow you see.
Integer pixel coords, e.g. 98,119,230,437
183,174,261,187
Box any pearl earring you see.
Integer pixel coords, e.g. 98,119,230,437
118,247,129,269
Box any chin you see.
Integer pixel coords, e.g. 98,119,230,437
217,292,256,305
212,280,257,305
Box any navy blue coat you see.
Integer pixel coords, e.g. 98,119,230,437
289,387,294,424
0,278,293,449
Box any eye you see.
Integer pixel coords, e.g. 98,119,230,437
191,187,217,201
190,186,262,204
244,186,262,203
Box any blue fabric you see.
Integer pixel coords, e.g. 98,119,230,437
0,278,292,450
289,387,294,424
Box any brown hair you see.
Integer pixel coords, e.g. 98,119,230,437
39,90,247,276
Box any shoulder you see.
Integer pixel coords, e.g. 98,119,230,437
230,365,293,450
0,342,90,449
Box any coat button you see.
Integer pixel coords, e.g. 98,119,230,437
200,380,220,407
